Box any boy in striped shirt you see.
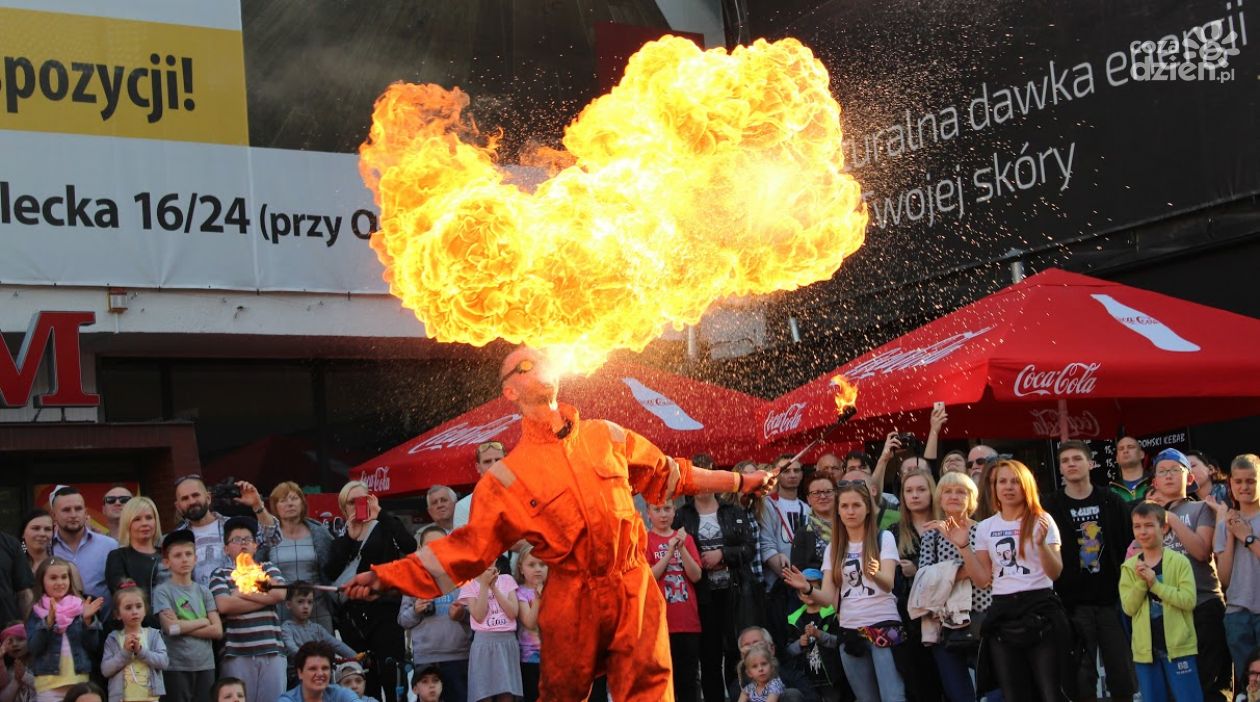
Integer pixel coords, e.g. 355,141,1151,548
210,516,288,702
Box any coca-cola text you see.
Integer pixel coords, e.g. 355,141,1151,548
1030,409,1101,438
1013,362,1101,398
845,326,994,380
407,414,521,454
763,402,807,440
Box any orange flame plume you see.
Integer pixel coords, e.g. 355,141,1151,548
830,374,857,416
229,553,267,595
361,36,868,373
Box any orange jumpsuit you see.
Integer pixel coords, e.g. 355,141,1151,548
372,403,742,701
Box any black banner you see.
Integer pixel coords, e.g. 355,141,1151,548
771,0,1258,284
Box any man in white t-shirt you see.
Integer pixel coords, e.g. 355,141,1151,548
759,454,809,651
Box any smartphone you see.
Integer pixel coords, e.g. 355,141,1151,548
353,496,369,521
933,401,945,412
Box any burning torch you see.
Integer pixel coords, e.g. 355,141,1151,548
229,553,339,594
767,374,858,485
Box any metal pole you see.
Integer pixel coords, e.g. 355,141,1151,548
788,316,802,344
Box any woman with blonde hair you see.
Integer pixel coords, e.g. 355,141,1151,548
781,481,906,702
325,480,416,702
258,481,335,632
948,459,1071,701
104,496,164,627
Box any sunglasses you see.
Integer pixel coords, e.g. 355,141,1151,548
478,441,504,452
173,473,203,488
836,480,870,491
499,359,535,384
104,496,131,505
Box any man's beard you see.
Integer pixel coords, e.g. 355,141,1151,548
61,521,83,535
182,502,210,522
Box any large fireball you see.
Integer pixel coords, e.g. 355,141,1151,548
360,36,867,373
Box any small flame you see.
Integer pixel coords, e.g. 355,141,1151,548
360,36,867,374
230,553,267,595
830,374,857,416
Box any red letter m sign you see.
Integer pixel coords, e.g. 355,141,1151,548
0,311,100,408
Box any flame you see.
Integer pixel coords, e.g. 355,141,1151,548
830,374,857,415
229,553,268,595
361,36,867,374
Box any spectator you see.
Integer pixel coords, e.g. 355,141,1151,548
104,497,164,628
452,442,506,530
26,558,102,701
782,481,906,702
731,461,766,587
1149,448,1232,702
791,475,836,573
280,583,356,682
1241,648,1260,702
646,502,701,702
514,545,547,702
50,487,117,616
325,482,415,702
922,404,949,469
917,471,993,702
1121,503,1202,702
940,450,967,475
737,642,784,702
839,469,899,531
19,512,53,576
892,469,943,702
760,455,810,653
1111,436,1152,504
262,482,335,633
970,453,1008,522
0,528,33,637
732,627,810,702
676,481,758,702
784,568,844,702
954,459,1070,702
210,678,246,702
1190,451,1229,505
59,682,106,702
209,517,287,702
813,454,843,481
278,641,359,702
965,445,998,486
871,433,915,509
100,584,168,702
425,487,457,534
411,665,443,702
1209,454,1260,690
0,620,36,702
333,662,378,702
458,565,521,702
100,489,132,544
171,477,278,589
399,526,471,702
1043,440,1137,702
153,529,221,702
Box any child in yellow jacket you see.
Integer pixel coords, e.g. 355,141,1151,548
1120,502,1202,702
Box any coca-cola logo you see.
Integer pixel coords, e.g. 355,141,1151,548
407,414,521,453
1030,409,1101,438
845,326,994,380
357,466,391,492
763,402,807,440
1013,362,1101,398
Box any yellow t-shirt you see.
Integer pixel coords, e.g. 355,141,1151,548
34,646,88,692
117,631,159,702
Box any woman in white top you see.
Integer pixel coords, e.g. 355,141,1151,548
949,458,1069,701
783,480,905,702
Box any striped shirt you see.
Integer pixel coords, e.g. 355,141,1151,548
209,561,286,658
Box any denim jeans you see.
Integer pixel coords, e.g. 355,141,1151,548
1224,609,1260,689
838,640,905,702
1135,654,1203,702
930,644,976,702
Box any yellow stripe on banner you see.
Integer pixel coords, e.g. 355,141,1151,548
0,8,247,145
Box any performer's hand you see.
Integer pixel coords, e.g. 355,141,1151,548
343,571,382,601
740,469,777,496
662,457,682,503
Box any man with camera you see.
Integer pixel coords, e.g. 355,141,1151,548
171,475,279,588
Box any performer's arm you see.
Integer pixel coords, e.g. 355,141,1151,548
372,466,524,599
616,423,762,502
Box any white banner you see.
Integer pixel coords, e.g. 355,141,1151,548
0,130,388,293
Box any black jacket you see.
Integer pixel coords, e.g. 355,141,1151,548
673,500,757,604
1042,485,1133,607
326,510,417,603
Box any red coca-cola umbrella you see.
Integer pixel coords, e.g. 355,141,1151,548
761,268,1260,449
352,360,774,496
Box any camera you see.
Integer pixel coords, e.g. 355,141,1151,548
895,433,921,452
209,476,250,517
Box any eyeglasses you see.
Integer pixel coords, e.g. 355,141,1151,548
1155,467,1187,477
836,480,870,491
226,536,257,546
103,496,131,505
807,489,835,498
499,359,535,384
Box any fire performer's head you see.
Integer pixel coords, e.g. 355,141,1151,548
499,347,561,413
